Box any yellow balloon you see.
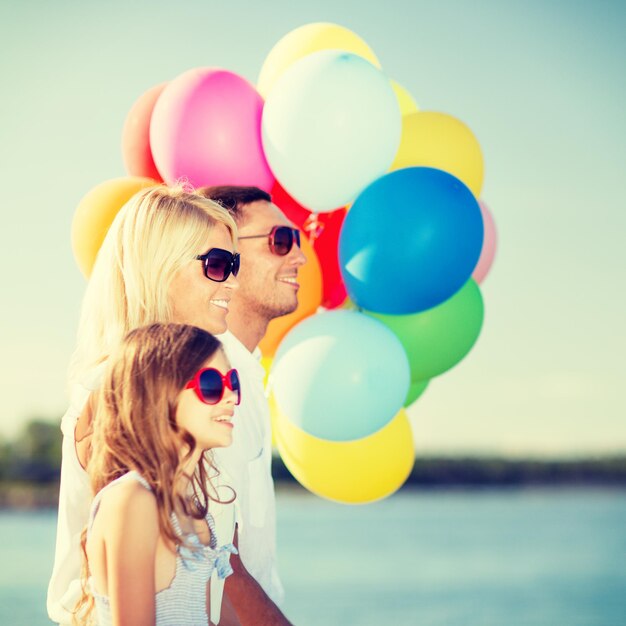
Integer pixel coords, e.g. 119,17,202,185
71,176,157,277
260,355,273,389
391,111,484,198
263,358,278,449
257,22,381,97
391,80,419,116
267,390,280,450
273,405,414,504
340,297,358,311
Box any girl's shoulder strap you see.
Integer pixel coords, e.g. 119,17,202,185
204,509,218,549
121,470,152,492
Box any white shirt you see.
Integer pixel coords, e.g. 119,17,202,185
47,368,99,625
46,364,240,625
214,331,284,605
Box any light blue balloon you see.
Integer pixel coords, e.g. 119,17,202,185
262,50,401,212
271,310,410,442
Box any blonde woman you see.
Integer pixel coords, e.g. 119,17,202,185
48,185,241,625
77,323,241,626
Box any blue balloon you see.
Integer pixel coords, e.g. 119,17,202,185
271,310,410,442
339,167,484,313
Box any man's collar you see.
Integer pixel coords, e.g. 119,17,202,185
217,330,264,368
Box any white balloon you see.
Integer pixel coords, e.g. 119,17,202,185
262,50,401,212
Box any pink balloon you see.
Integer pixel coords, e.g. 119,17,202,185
150,68,274,191
472,200,497,284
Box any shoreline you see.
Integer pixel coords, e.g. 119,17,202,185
3,455,625,510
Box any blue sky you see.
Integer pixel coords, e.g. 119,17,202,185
0,0,624,456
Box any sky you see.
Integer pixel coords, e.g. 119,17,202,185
0,0,624,457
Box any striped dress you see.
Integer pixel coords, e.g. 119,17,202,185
87,471,237,625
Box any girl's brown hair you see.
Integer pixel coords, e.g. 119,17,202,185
75,323,232,623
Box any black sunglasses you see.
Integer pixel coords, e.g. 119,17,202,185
195,248,240,282
238,225,301,256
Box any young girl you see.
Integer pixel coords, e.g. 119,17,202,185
76,323,242,626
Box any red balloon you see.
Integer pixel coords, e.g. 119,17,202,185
121,82,167,181
272,182,347,308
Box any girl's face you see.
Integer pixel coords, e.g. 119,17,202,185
168,223,239,335
175,349,237,451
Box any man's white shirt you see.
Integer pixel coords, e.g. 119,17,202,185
214,331,284,604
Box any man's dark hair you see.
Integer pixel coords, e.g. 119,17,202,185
197,186,271,223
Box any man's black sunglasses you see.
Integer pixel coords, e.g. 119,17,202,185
239,225,301,256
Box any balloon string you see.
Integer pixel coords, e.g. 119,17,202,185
303,213,324,243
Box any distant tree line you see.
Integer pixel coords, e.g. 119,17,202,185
271,454,626,487
0,419,62,484
2,418,626,489
406,456,626,487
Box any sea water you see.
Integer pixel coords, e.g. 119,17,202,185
0,488,624,625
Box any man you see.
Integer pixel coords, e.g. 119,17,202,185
198,186,306,625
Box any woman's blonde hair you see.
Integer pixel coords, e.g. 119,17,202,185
75,322,231,623
70,184,237,387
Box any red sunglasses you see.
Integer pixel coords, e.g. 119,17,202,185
185,368,241,405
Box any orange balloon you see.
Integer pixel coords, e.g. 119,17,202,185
259,235,323,357
71,176,157,277
121,82,167,181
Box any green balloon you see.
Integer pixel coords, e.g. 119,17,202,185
405,379,429,407
366,279,484,380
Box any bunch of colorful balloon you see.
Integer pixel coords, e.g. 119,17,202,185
69,22,497,505
258,23,497,504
